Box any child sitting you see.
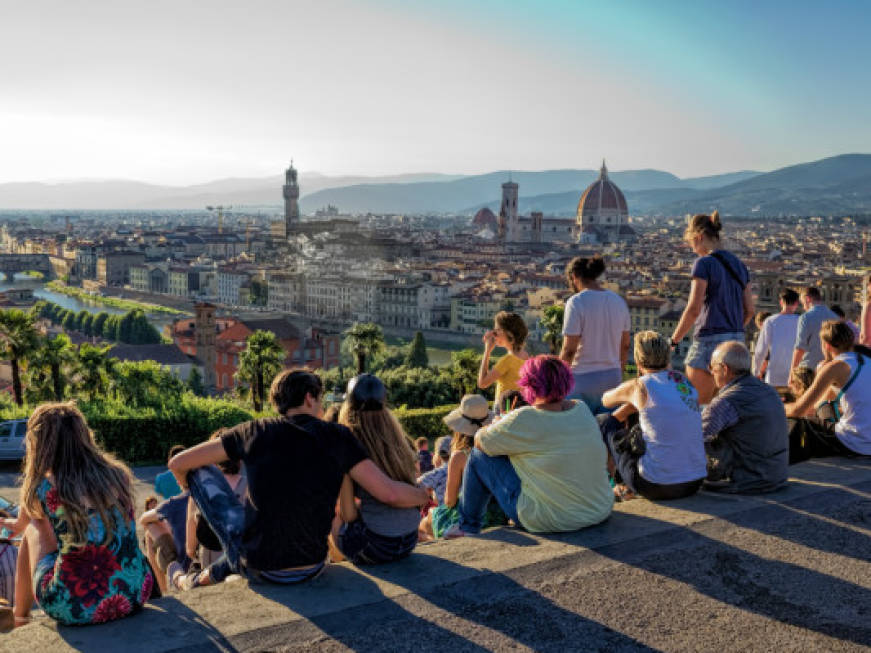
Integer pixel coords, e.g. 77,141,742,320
786,366,816,416
415,436,434,473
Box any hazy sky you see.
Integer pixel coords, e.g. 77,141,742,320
1,0,869,184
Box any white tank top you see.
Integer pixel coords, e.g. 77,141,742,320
637,370,708,485
834,352,871,455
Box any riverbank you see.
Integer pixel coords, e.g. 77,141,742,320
45,281,189,315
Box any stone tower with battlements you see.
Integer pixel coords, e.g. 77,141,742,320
283,161,300,236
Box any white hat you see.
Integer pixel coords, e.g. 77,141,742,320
443,394,493,436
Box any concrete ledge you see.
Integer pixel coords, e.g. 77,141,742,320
6,458,871,652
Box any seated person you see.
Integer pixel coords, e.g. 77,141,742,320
786,366,815,408
496,389,529,416
414,436,433,474
450,356,613,536
0,509,17,625
329,375,421,566
418,435,452,506
420,396,493,541
154,445,185,499
1,403,153,628
703,341,789,493
599,331,707,501
785,320,871,461
164,368,428,590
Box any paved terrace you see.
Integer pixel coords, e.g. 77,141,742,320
5,458,871,652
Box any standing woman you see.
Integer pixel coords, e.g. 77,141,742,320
0,402,153,628
478,311,530,411
670,211,754,404
329,374,420,565
560,255,631,412
860,273,871,350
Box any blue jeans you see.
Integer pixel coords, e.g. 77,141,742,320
458,448,522,534
685,332,745,371
568,368,622,413
187,466,247,583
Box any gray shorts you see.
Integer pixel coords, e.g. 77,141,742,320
685,332,745,371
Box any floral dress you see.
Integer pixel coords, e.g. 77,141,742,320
33,478,153,626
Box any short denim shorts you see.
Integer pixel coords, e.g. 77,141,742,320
685,332,746,371
337,518,417,565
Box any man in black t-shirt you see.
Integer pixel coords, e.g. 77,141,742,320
166,369,428,589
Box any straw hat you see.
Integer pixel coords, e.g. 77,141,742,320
443,394,493,436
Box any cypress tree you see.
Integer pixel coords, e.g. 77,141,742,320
405,331,429,368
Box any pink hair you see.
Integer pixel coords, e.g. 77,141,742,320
517,355,574,405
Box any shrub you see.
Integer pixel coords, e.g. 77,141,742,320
394,404,455,442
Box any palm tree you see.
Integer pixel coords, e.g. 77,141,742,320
0,309,41,405
77,343,113,402
29,334,77,401
540,304,565,355
343,322,385,374
237,330,286,412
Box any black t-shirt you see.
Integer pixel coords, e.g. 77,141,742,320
221,415,367,570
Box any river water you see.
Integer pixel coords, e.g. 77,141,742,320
0,276,180,333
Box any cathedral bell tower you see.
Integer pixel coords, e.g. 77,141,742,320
498,176,519,242
283,160,300,236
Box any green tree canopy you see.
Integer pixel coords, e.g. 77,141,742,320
405,331,429,369
0,309,41,405
237,330,285,412
187,366,205,396
27,333,76,402
540,304,565,355
450,349,483,400
343,322,385,374
76,343,113,402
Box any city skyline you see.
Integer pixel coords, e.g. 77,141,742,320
2,0,870,185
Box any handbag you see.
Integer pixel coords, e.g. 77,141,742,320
816,353,864,425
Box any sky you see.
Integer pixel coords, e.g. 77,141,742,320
1,0,869,185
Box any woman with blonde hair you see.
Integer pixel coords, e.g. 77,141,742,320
600,331,707,501
329,374,420,565
670,211,754,404
0,402,153,629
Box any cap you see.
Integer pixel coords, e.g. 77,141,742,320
346,374,386,411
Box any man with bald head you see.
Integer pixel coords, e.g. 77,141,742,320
703,340,789,493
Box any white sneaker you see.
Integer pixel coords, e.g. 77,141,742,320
443,524,468,539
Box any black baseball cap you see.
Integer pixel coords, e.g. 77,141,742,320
346,374,387,411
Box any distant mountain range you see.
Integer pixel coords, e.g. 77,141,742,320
1,154,870,216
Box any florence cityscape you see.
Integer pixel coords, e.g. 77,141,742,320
0,1,870,651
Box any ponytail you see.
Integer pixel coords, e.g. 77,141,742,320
686,210,722,241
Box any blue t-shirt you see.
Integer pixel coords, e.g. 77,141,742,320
691,250,749,337
154,469,182,499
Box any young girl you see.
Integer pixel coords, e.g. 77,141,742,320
0,402,153,628
422,394,493,540
478,311,530,411
329,374,420,565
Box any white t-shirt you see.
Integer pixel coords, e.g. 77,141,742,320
753,313,799,387
834,352,871,455
562,289,630,374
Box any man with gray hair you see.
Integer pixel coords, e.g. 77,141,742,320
704,341,789,493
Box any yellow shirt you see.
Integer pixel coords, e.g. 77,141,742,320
476,401,614,533
492,352,526,405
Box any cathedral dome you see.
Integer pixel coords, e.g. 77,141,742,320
577,161,628,215
473,207,498,228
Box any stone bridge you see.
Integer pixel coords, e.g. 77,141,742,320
0,253,53,280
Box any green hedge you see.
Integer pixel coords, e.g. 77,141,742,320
0,399,454,465
395,404,454,442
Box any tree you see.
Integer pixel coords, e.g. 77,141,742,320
187,366,205,396
405,331,429,369
62,310,77,332
74,310,90,332
92,312,109,339
237,330,285,412
76,343,113,401
29,334,76,401
0,309,40,405
112,360,184,409
103,315,120,341
343,322,385,374
450,349,482,400
81,313,94,337
540,304,565,355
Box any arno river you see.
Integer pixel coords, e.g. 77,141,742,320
0,275,180,334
